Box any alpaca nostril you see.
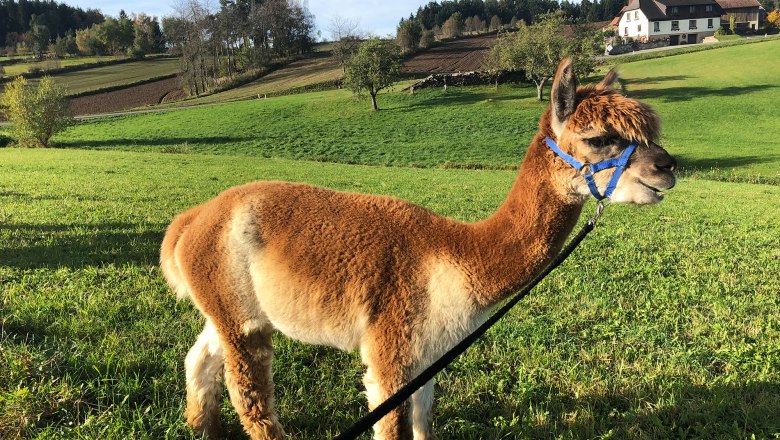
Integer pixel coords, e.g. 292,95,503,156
656,156,677,172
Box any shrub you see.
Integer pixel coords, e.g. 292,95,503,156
1,76,70,147
420,29,436,48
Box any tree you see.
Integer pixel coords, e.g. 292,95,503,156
29,14,50,59
490,15,502,31
397,18,423,53
442,13,463,38
344,38,401,111
420,29,436,48
131,14,164,58
766,9,780,27
53,32,78,57
1,76,69,148
329,16,364,73
488,11,595,100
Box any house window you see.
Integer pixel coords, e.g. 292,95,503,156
706,4,713,12
624,27,629,36
708,18,713,28
670,6,678,15
672,20,680,30
638,24,642,32
689,19,697,29
635,11,639,19
690,6,696,13
654,22,660,32
627,13,632,21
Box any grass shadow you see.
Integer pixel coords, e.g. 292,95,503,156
434,381,780,438
0,222,164,269
55,136,253,149
677,154,780,171
626,84,778,102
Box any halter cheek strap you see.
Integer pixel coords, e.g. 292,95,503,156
545,137,637,201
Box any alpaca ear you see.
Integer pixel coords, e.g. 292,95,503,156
597,68,620,90
551,57,577,138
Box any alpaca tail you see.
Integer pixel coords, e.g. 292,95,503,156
160,205,202,300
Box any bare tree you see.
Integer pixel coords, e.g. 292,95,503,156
328,16,363,73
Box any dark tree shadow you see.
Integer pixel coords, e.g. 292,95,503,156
0,222,165,269
622,75,693,85
676,154,780,171
626,84,777,102
55,136,253,149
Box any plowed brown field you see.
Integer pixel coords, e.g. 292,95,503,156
69,76,183,116
402,34,496,74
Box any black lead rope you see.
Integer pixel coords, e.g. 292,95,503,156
334,204,605,440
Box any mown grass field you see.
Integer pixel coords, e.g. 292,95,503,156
1,39,779,439
176,53,343,106
2,55,128,76
27,57,179,96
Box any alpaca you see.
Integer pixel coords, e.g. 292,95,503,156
160,58,676,440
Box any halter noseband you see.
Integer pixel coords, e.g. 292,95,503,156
545,137,637,201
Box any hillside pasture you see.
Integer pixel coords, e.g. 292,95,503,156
1,39,779,439
56,39,780,183
175,53,343,106
1,55,128,76
26,57,180,96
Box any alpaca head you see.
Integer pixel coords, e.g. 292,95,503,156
548,58,676,205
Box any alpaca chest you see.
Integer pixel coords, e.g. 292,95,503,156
415,260,486,366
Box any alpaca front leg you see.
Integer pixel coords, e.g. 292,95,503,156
223,329,285,440
363,367,414,440
411,380,436,440
184,320,225,438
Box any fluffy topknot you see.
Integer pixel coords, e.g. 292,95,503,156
568,86,661,144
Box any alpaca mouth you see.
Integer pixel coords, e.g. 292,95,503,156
639,181,666,199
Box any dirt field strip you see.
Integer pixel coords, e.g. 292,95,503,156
402,34,496,74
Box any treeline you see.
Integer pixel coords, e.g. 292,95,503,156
410,0,624,29
0,0,103,50
163,0,315,97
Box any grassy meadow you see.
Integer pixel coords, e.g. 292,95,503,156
2,55,129,77
22,57,179,96
1,39,779,439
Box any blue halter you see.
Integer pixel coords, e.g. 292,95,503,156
545,137,637,201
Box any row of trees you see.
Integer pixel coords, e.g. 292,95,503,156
163,0,315,97
410,0,624,30
0,0,104,50
74,11,164,57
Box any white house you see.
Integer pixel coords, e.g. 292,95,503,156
617,0,723,44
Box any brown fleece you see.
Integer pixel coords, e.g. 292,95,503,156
160,58,675,440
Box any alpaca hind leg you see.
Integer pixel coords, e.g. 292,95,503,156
223,327,285,440
363,366,414,440
185,319,225,438
411,379,436,440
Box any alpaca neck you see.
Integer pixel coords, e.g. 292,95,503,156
462,132,585,308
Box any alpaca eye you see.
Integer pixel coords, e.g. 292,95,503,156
586,135,617,148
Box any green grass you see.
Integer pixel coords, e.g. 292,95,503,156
24,57,180,96
0,148,778,439
2,55,129,76
615,38,780,184
171,53,343,106
57,39,780,183
2,40,779,439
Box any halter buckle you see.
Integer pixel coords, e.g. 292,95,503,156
589,200,608,226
